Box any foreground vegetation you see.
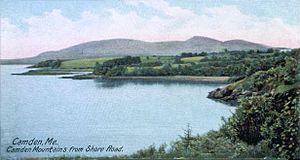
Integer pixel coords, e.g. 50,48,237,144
14,48,300,159
126,49,299,159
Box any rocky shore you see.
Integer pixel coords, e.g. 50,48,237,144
207,81,260,106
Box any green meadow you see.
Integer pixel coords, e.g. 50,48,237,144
59,57,118,69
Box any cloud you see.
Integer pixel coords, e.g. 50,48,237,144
125,0,196,18
1,1,300,59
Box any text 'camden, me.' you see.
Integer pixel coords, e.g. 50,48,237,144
6,137,124,153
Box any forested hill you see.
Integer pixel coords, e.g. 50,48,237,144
1,36,268,64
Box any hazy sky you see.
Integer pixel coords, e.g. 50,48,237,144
1,0,300,59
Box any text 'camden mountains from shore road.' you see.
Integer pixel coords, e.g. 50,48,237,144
7,137,123,153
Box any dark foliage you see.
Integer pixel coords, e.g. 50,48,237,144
181,52,208,57
29,59,62,69
94,56,141,75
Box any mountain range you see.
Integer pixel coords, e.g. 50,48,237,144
1,36,269,64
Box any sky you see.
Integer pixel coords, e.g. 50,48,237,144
1,0,300,59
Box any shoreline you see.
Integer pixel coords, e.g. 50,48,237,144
103,76,230,83
62,74,230,83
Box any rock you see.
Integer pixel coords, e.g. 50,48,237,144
207,88,232,99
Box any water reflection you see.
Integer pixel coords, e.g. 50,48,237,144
94,78,227,89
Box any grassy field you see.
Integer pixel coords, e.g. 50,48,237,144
181,56,204,62
59,57,117,69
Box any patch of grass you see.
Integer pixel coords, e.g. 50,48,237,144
258,53,274,56
225,78,246,90
275,84,299,94
171,63,192,68
126,66,136,74
153,66,163,69
60,57,117,69
181,56,204,63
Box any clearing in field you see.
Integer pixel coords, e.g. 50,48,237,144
59,57,117,69
181,56,204,63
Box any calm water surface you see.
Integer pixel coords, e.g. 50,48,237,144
0,65,234,158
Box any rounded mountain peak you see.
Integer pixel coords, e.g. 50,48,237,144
186,36,222,44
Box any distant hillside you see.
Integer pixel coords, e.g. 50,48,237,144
1,36,269,64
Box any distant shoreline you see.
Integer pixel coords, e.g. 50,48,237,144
62,74,230,83
102,76,230,83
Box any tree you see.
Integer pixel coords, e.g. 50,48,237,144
199,52,208,56
224,48,228,53
179,123,194,157
267,48,274,53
